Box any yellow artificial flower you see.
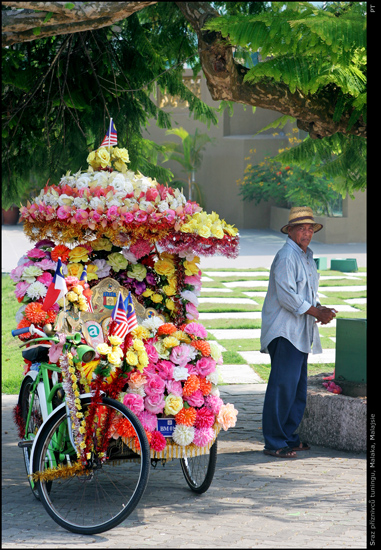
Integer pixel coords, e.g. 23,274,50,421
151,293,163,303
91,237,113,251
97,147,111,168
68,246,90,264
126,350,139,366
183,257,200,276
113,159,127,173
164,394,183,416
154,259,176,277
86,264,98,281
109,335,123,347
97,343,112,356
142,289,154,297
131,326,150,340
165,298,176,312
107,351,122,366
67,263,84,279
67,291,79,303
197,225,211,238
133,339,145,352
162,336,180,349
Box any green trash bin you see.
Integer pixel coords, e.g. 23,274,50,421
314,257,327,270
330,258,358,272
335,318,367,384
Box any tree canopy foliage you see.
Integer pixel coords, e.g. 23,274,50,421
2,1,367,209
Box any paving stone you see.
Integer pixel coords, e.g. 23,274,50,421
218,364,264,384
344,298,367,305
199,312,262,320
223,280,269,288
200,287,233,293
238,349,336,365
208,329,261,340
203,271,269,277
319,286,366,292
198,297,257,305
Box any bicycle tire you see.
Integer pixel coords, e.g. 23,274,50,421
32,396,150,535
180,439,218,494
19,376,44,500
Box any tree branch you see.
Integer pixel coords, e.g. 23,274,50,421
175,1,366,139
2,1,158,46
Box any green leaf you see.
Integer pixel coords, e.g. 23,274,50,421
64,3,75,9
43,12,53,24
32,27,41,36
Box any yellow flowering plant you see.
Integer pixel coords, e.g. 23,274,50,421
87,146,130,173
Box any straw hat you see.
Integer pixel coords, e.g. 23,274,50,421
280,206,323,234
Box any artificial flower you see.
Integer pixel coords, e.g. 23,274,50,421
185,389,204,408
68,246,90,263
137,410,158,432
107,252,128,272
184,322,208,339
123,393,145,415
150,430,167,452
164,394,183,416
175,406,197,427
22,265,43,283
193,427,215,447
26,281,48,300
172,424,194,447
216,403,238,431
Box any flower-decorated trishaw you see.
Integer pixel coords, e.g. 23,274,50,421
11,125,239,534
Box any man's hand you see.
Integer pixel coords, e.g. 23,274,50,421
306,305,337,325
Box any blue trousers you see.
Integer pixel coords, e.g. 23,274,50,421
262,337,308,450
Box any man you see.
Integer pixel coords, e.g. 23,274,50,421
260,206,337,458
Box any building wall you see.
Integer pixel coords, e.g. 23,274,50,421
142,70,366,243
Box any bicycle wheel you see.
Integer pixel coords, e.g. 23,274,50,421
180,439,218,494
19,376,44,500
32,396,150,535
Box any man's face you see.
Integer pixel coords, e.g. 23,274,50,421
288,223,315,252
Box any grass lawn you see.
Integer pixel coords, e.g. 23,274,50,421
2,275,26,394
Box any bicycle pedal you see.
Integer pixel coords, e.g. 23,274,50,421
18,440,33,449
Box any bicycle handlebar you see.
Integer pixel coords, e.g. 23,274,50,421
12,324,47,338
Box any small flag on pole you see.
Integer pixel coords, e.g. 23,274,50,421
125,292,138,332
110,291,129,339
42,258,67,311
80,266,94,312
100,119,117,148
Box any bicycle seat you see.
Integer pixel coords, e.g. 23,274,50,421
22,345,51,363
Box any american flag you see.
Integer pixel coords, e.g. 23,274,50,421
125,292,138,332
100,119,117,148
80,266,93,313
110,291,129,339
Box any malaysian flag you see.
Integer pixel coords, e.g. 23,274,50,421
125,292,138,332
42,258,67,311
80,266,94,312
100,119,117,148
110,291,129,339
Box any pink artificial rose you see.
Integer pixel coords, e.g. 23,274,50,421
184,274,202,291
185,362,198,376
205,395,224,415
123,212,135,224
135,210,148,223
144,373,166,396
137,410,158,432
88,210,101,229
106,206,119,220
193,427,215,448
155,360,174,380
74,209,89,224
14,281,30,300
165,379,183,397
144,342,159,364
37,272,53,287
145,188,159,202
123,393,145,415
185,302,199,320
163,209,176,223
27,248,46,260
194,407,215,429
170,345,192,368
150,430,167,452
144,393,165,414
196,356,216,378
57,205,71,220
184,322,208,339
185,389,204,408
10,265,25,282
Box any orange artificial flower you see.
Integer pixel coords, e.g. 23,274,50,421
157,323,177,336
51,244,71,263
182,374,200,398
198,377,212,396
175,406,197,427
190,340,211,357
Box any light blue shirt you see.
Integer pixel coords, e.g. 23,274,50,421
260,237,322,355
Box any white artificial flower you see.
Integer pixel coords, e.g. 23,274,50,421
106,197,122,207
172,366,189,382
89,196,106,210
206,371,219,386
73,197,89,209
121,249,138,264
26,281,47,300
58,194,74,206
180,290,199,307
141,316,164,334
126,386,146,398
75,176,91,189
158,200,169,212
22,265,43,283
172,425,194,447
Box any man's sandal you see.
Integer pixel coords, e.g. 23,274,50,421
263,446,297,459
292,442,310,451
